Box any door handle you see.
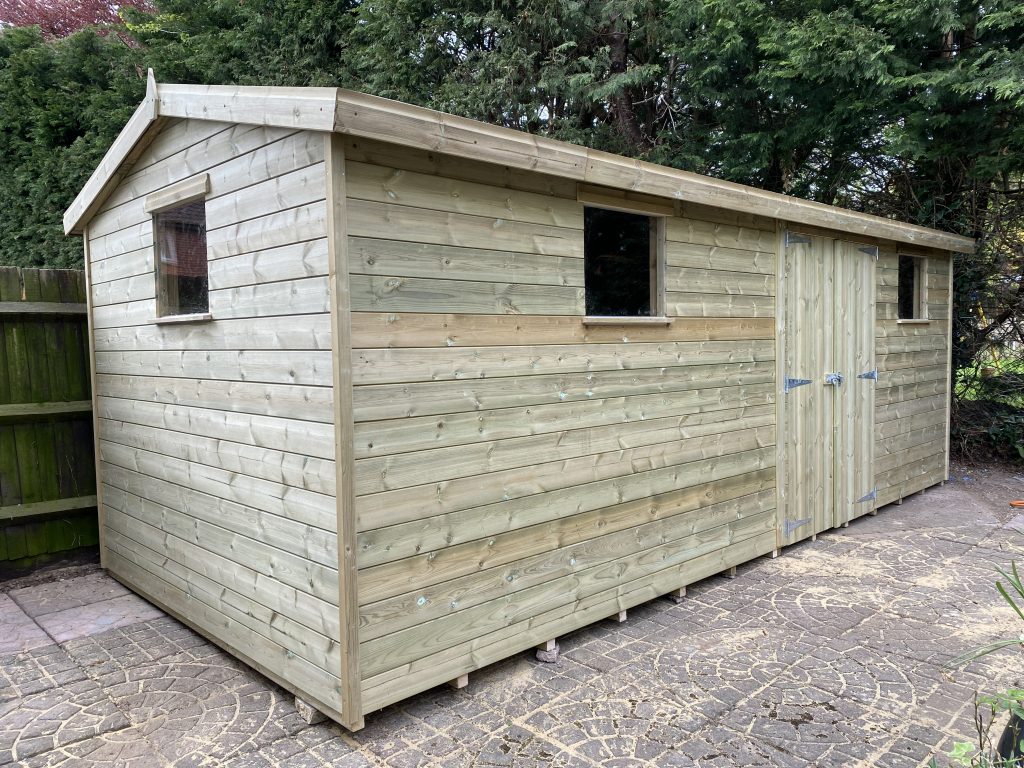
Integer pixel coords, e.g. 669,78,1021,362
825,372,844,387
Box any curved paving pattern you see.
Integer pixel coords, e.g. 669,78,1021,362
2,465,1024,767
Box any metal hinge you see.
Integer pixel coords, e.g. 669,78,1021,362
857,489,877,503
858,245,879,260
784,517,813,535
857,369,878,380
784,377,812,394
786,232,811,247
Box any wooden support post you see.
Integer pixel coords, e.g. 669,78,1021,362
615,610,627,623
535,639,560,663
667,586,686,604
771,549,780,559
869,508,878,517
448,674,469,690
842,521,850,528
896,497,903,505
723,566,737,579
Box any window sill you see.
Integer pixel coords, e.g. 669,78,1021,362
896,318,931,325
583,316,673,327
154,312,213,325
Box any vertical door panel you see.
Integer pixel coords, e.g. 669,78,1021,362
780,234,833,546
833,241,876,525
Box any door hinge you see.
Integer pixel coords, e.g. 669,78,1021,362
857,489,877,503
858,245,879,260
857,369,878,380
784,377,812,394
784,517,813,535
786,232,811,247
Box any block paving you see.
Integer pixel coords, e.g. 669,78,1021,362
1,465,1023,766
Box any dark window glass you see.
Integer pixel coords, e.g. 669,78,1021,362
584,208,651,316
898,255,919,319
155,200,208,315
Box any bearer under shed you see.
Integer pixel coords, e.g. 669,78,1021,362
64,74,974,730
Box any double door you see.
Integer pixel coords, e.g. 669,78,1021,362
779,232,877,547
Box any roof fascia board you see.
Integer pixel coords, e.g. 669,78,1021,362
157,83,338,132
63,70,160,235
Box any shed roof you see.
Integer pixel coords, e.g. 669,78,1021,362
64,74,977,253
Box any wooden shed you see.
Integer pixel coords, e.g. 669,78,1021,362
64,73,975,730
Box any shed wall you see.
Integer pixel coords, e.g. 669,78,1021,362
875,248,951,505
86,118,344,715
344,139,780,711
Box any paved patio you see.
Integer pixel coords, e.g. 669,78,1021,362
2,465,1024,767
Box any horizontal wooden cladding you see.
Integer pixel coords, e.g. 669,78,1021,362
90,128,323,243
877,365,947,389
101,442,337,551
98,397,335,460
350,313,773,349
875,431,947,473
877,349,946,371
206,201,327,262
665,217,776,252
359,507,776,679
353,340,775,386
359,465,775,606
347,160,584,229
876,335,949,355
94,315,332,352
102,483,340,629
667,242,775,275
95,349,332,386
348,199,581,258
666,293,774,318
103,537,343,713
876,408,946,441
349,237,583,288
361,526,777,711
360,487,775,642
101,498,342,666
356,444,776,569
206,162,326,232
355,383,774,459
343,136,579,200
97,373,332,423
876,393,946,424
664,268,774,297
209,238,329,291
877,303,950,322
357,412,775,524
875,319,949,338
350,275,583,316
208,276,331,319
876,379,947,407
357,416,775,497
876,450,945,499
98,418,335,496
353,360,775,421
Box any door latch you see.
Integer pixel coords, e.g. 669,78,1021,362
825,372,844,387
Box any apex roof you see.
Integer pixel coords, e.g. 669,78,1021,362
64,71,976,253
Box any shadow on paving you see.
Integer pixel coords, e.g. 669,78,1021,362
2,463,1023,767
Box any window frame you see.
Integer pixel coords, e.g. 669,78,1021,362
145,174,213,324
896,253,929,323
579,195,670,326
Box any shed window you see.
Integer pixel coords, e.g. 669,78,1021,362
897,255,927,320
584,207,662,317
155,200,208,316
